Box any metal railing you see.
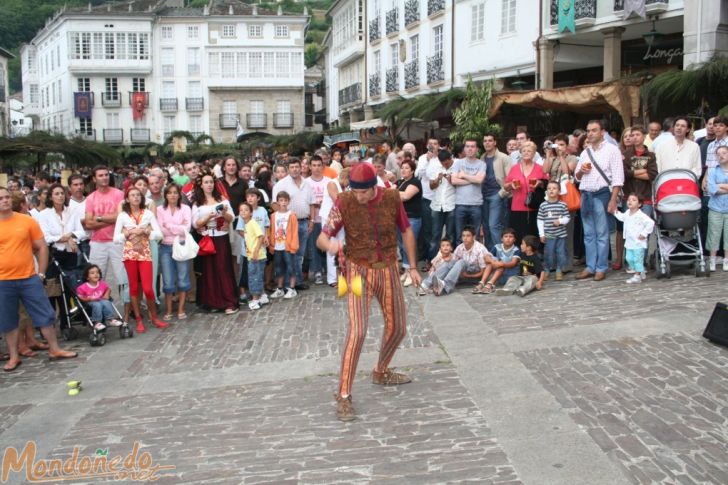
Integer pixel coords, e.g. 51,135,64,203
219,113,239,129
550,0,597,25
130,128,150,143
404,59,419,89
614,0,668,10
386,66,399,93
386,8,399,35
405,0,420,26
338,83,362,106
75,129,95,141
186,97,204,111
427,0,445,16
427,54,444,84
369,73,381,97
369,18,380,42
103,128,123,143
273,113,294,129
101,91,121,107
246,113,267,129
160,98,178,112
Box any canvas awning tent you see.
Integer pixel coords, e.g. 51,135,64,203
488,79,643,127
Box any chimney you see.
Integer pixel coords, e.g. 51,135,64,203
203,4,209,15
229,5,234,15
277,5,282,15
252,5,257,15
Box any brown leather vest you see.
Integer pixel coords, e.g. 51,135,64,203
340,188,400,264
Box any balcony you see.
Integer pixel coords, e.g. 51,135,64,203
386,66,399,93
427,0,445,17
186,97,204,111
246,113,267,129
404,59,419,90
101,91,121,107
128,92,150,107
75,129,96,141
273,113,294,129
103,128,123,144
613,0,669,14
405,0,420,26
219,113,239,129
160,98,178,112
130,128,150,143
338,83,362,106
369,73,381,98
550,0,596,27
386,8,399,36
369,18,380,43
427,54,444,84
188,64,200,76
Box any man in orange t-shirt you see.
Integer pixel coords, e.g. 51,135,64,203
0,187,78,371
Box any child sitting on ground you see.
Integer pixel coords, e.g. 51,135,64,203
611,193,655,284
495,235,545,297
76,264,123,330
537,181,570,281
417,239,455,296
473,228,521,294
428,226,491,296
268,191,300,300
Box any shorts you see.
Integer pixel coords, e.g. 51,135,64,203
0,276,56,333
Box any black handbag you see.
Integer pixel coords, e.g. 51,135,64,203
526,185,546,210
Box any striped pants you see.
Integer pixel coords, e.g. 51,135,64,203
339,261,407,398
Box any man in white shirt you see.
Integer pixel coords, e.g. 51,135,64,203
426,149,456,260
67,173,90,260
272,158,315,290
306,156,331,285
416,138,439,268
650,118,675,152
655,117,702,177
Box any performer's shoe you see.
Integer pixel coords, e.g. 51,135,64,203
335,394,355,422
372,368,412,386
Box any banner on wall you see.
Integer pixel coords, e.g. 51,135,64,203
623,0,647,20
74,92,92,118
558,0,575,34
131,92,146,121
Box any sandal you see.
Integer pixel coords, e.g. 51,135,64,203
3,360,21,372
177,313,187,320
48,350,78,361
29,342,50,351
482,283,495,294
18,348,37,358
163,314,174,321
472,282,486,294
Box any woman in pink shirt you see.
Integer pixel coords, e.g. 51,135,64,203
504,141,548,243
156,184,192,320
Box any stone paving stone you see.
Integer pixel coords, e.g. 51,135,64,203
462,271,728,335
46,363,520,484
0,340,92,389
516,333,728,484
123,286,439,378
0,404,33,436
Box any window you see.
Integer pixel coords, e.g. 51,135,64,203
222,101,237,115
187,81,201,98
222,25,236,38
433,24,443,57
27,51,35,69
291,52,303,76
115,33,127,60
51,84,56,105
163,116,176,139
275,52,289,78
139,33,149,59
106,112,120,129
275,25,289,38
57,81,62,104
236,52,247,77
250,100,264,114
128,33,138,59
248,25,262,38
72,33,91,60
264,52,274,77
221,52,235,78
187,25,199,40
29,84,39,104
501,0,516,34
105,78,118,96
77,78,90,92
93,33,103,59
162,81,175,98
249,52,262,77
79,118,93,135
161,48,175,76
277,100,290,113
56,45,60,68
59,114,64,132
161,25,173,40
104,33,115,59
373,50,381,74
133,78,146,92
390,43,398,66
189,115,202,134
208,52,220,76
187,47,200,75
471,2,485,41
410,35,419,61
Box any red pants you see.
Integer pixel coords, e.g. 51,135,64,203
339,261,407,398
123,260,154,303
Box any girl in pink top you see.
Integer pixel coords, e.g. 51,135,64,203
76,264,122,330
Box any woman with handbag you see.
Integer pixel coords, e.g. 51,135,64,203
156,184,192,320
543,134,579,272
504,141,547,244
192,171,238,315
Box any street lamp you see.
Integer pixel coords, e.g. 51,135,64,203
643,17,664,47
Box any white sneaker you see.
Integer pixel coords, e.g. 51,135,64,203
400,272,407,282
710,258,717,272
314,273,324,285
723,259,728,271
626,275,642,284
284,288,297,299
640,272,646,281
108,319,123,327
248,300,261,310
259,294,270,305
270,288,285,299
94,322,106,331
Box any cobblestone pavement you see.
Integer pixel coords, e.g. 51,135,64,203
1,270,728,484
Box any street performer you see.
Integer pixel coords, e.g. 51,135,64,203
317,162,421,422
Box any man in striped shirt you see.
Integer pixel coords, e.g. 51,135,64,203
574,120,625,281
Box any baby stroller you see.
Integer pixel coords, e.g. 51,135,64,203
53,256,133,346
651,169,709,278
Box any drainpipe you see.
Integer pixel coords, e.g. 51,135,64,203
450,0,455,90
695,0,703,65
535,0,543,89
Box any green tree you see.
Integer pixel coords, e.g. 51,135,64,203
450,77,501,147
304,44,320,68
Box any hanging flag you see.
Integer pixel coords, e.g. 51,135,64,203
558,0,575,34
74,92,92,118
236,120,245,141
623,0,647,20
131,92,146,121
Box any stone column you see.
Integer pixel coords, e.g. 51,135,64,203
683,0,728,67
537,37,556,90
602,27,625,82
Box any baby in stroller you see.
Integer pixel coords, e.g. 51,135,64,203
76,265,123,331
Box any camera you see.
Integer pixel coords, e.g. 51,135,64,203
544,141,554,150
215,203,224,213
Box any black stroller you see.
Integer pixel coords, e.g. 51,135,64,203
52,255,133,346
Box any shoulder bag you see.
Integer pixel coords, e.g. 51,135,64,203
586,147,623,206
525,164,546,210
557,157,581,211
197,234,216,256
172,232,199,261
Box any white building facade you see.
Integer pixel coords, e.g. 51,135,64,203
0,47,14,137
21,0,308,146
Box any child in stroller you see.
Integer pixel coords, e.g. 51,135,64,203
76,265,123,331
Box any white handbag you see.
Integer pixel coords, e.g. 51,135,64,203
172,232,199,261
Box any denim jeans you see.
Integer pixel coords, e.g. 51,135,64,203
454,205,483,246
307,222,323,274
289,218,309,285
422,259,457,289
481,192,504,251
398,217,422,268
159,243,191,294
419,198,433,259
0,276,56,333
544,237,568,272
430,208,455,259
88,299,116,323
581,188,611,274
247,259,265,295
274,250,296,280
